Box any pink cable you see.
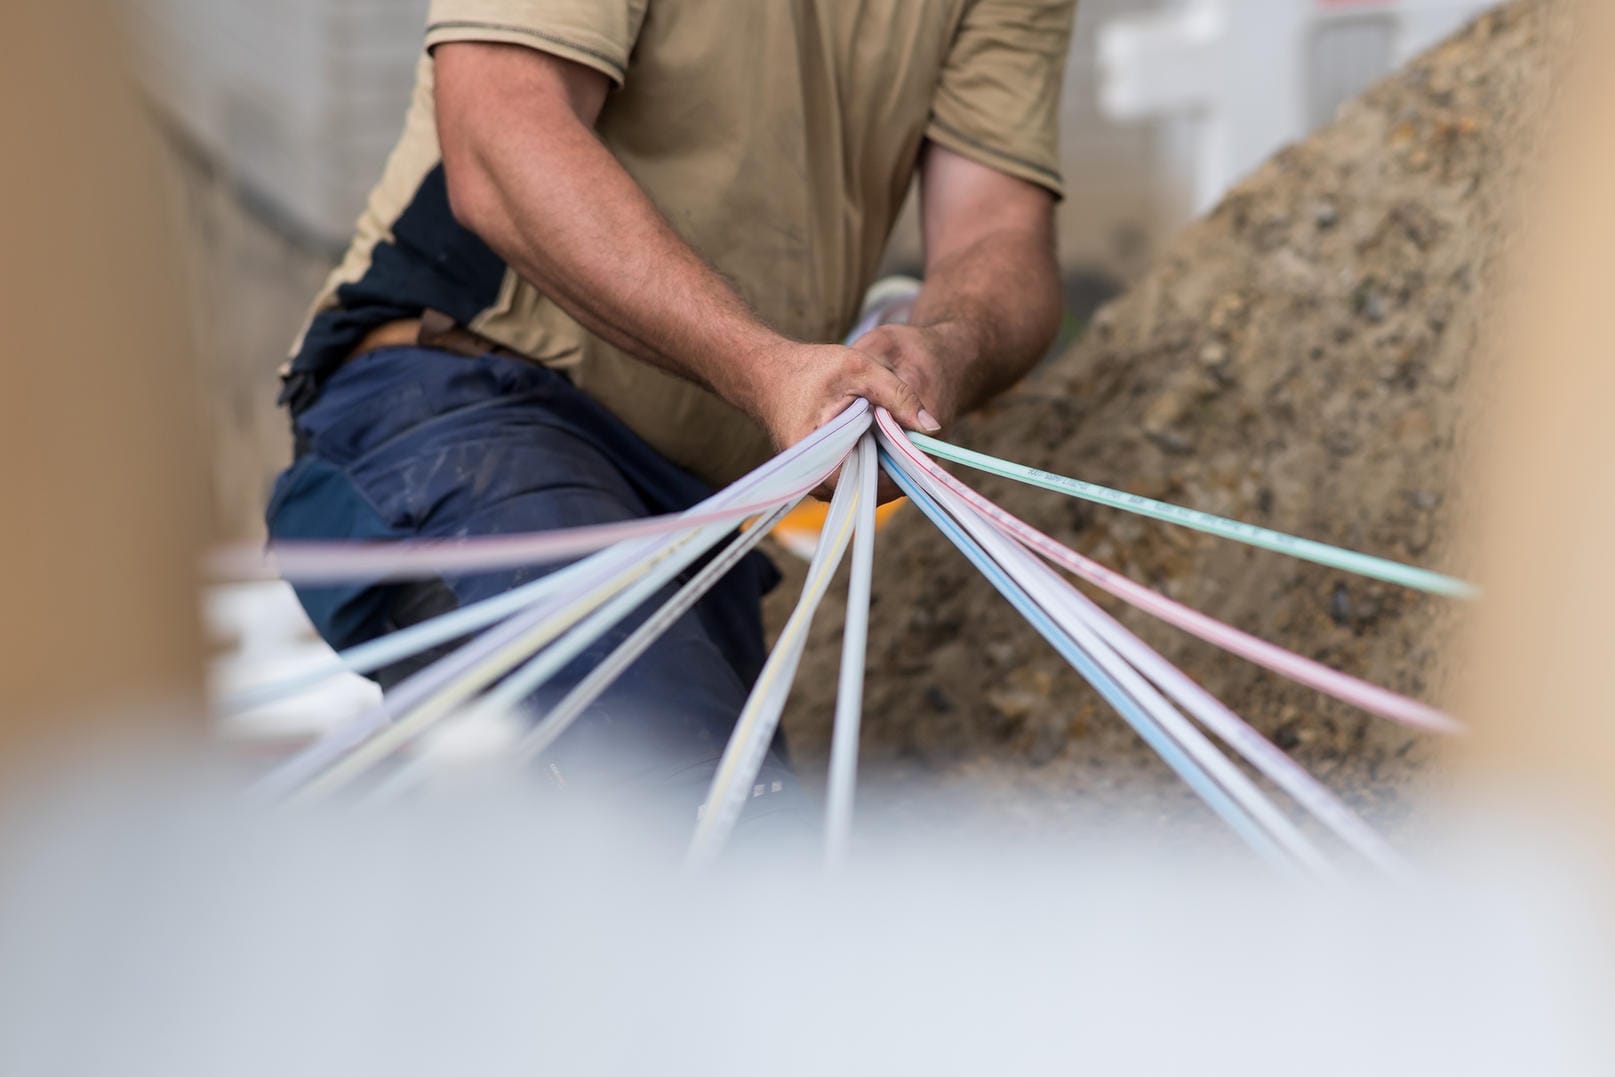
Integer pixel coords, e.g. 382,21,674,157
214,399,876,585
875,410,1460,735
207,492,792,584
208,449,853,584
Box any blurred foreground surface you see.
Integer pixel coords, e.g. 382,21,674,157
0,763,1610,1077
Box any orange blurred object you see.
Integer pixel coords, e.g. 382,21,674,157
768,499,905,560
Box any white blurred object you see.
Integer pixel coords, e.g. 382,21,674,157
1100,0,1497,214
0,771,1611,1076
129,0,430,246
205,581,379,743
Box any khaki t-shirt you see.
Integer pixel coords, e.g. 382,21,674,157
289,0,1075,487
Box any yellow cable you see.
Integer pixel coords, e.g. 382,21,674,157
688,456,864,860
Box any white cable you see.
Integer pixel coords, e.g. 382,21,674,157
883,433,1328,874
686,444,866,867
360,504,802,804
508,501,800,767
222,565,582,714
295,526,718,800
1032,568,1406,873
824,433,878,868
255,405,869,800
230,405,861,712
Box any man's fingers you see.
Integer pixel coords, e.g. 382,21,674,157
854,363,940,433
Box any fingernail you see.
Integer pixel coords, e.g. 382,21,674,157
917,409,941,433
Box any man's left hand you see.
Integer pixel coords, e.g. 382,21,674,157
848,320,980,432
832,140,1065,500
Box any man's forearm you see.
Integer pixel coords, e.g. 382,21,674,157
909,225,1063,415
439,57,785,416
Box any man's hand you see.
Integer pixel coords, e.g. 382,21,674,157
868,143,1063,428
739,340,940,454
733,339,938,503
846,321,981,431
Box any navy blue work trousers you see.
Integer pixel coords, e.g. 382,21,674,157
266,347,801,827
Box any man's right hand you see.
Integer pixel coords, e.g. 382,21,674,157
724,339,940,502
736,340,941,455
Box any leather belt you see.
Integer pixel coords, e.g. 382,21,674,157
344,308,525,367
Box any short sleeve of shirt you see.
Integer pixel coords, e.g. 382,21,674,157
926,0,1076,198
424,0,649,86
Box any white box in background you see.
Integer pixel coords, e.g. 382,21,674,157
1100,0,1497,215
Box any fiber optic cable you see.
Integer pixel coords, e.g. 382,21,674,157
228,408,856,711
880,412,1459,734
910,432,1476,599
906,462,1334,874
881,444,1294,869
253,406,869,797
688,446,865,866
508,501,799,767
825,433,878,868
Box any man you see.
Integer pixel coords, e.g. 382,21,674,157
270,0,1073,823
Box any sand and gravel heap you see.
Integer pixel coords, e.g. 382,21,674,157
776,0,1571,836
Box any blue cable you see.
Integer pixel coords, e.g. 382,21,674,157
880,447,1289,868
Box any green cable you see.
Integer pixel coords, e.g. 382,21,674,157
907,432,1478,599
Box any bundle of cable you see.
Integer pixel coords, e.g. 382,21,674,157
220,392,1469,878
